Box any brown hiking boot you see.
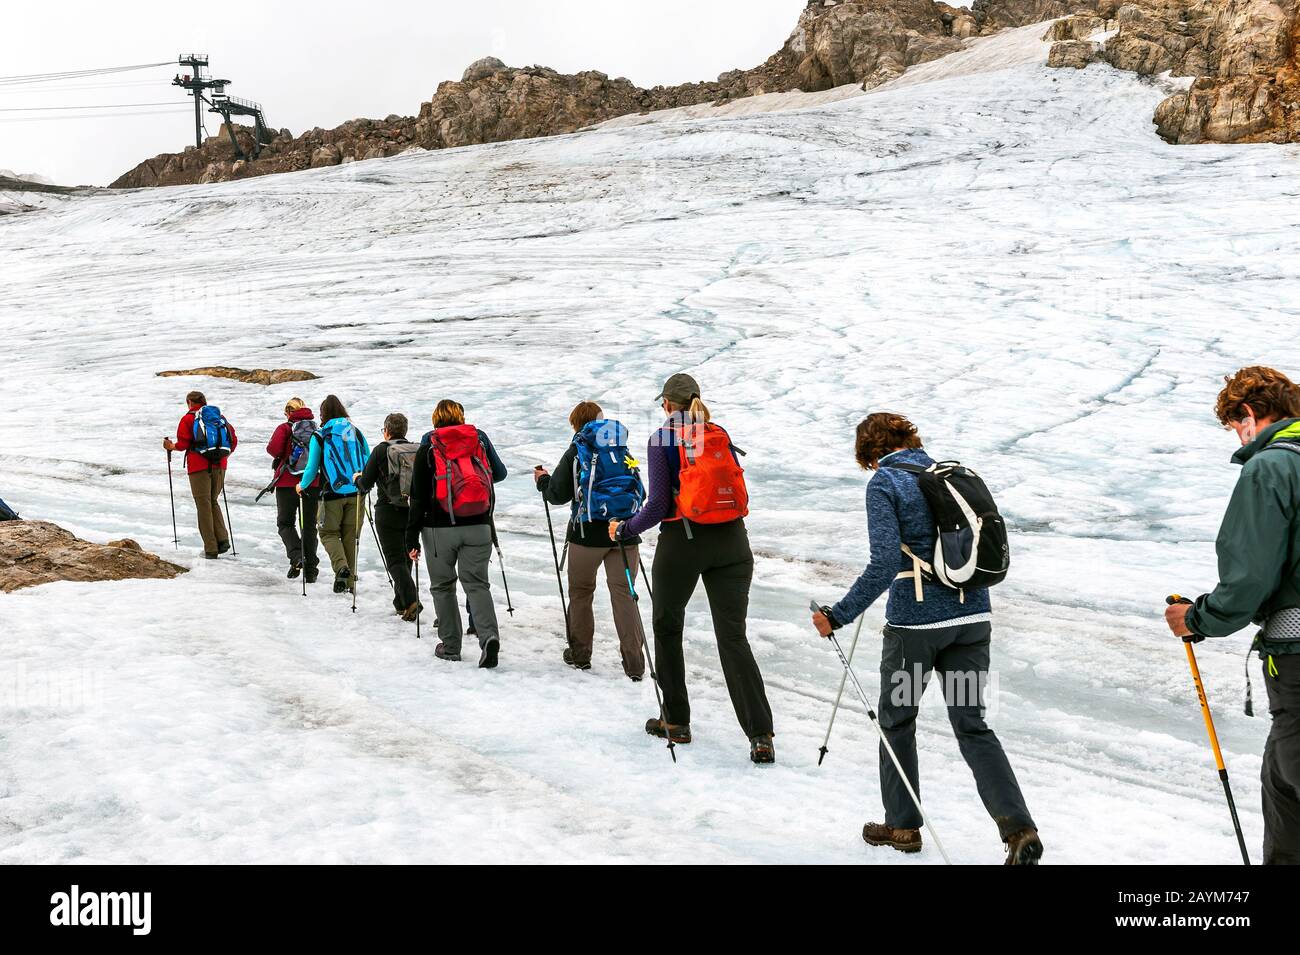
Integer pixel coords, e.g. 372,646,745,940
1003,827,1043,865
862,822,922,854
645,718,691,744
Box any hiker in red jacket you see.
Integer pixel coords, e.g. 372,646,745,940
266,397,320,581
162,390,237,558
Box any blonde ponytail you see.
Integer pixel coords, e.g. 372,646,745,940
686,397,711,424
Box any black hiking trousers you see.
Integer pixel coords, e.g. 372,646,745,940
275,486,319,569
375,502,419,613
877,621,1035,840
651,518,773,738
1263,652,1300,865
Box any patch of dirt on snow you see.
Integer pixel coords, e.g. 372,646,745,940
156,366,319,385
0,521,185,593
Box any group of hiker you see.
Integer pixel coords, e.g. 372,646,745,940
161,364,1300,866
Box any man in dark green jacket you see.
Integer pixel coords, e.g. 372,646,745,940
1166,366,1300,864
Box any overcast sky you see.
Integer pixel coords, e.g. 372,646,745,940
0,0,803,186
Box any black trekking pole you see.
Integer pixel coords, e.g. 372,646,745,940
1168,595,1251,864
165,449,179,549
488,519,515,616
365,494,396,596
221,482,236,556
813,599,952,864
639,557,654,601
818,613,866,765
620,538,675,763
298,494,307,597
541,497,571,645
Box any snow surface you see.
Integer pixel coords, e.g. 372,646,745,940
3,24,1298,864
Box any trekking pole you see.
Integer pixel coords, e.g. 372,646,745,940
366,494,396,595
1167,595,1251,865
813,600,952,864
351,493,363,614
638,557,653,601
620,539,675,763
818,613,866,765
221,482,236,556
541,498,571,645
414,554,422,639
298,495,307,597
488,519,515,616
165,449,179,549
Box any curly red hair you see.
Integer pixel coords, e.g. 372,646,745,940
1215,366,1300,426
855,412,922,470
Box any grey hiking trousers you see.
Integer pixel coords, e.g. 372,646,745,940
877,620,1034,839
421,525,497,655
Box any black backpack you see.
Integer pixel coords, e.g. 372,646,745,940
889,460,1009,592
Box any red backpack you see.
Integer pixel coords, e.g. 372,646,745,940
673,422,748,527
431,424,492,521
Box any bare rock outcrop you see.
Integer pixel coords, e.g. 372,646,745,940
1048,38,1103,68
0,521,185,593
1046,0,1300,144
157,367,319,385
113,117,420,189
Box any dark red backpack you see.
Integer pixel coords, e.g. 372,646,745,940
431,424,492,521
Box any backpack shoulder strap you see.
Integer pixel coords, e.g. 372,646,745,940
885,461,927,474
1264,440,1300,457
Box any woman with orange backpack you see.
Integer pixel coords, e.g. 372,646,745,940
610,373,775,764
405,399,508,668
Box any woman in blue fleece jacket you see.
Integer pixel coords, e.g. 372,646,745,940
813,412,1041,865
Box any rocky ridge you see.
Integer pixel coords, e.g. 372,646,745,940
1045,0,1300,143
112,0,1007,188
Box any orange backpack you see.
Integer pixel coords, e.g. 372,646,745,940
672,422,748,529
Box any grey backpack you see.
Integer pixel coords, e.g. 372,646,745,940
384,442,419,507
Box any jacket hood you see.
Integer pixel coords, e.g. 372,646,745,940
879,447,934,469
320,417,356,436
288,407,314,422
1232,417,1300,466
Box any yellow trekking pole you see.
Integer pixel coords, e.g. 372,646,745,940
1168,595,1250,864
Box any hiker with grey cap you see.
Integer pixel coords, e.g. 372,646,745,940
609,373,775,764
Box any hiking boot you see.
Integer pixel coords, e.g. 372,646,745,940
862,822,922,854
479,637,499,669
304,566,319,584
217,540,231,555
332,567,351,594
1003,827,1043,866
203,552,219,560
434,643,461,662
645,718,691,744
629,675,643,683
287,561,302,580
467,625,477,637
563,648,591,671
749,734,776,765
401,601,422,622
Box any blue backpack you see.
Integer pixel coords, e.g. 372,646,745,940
191,405,233,462
572,419,644,529
316,421,368,494
0,497,18,521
